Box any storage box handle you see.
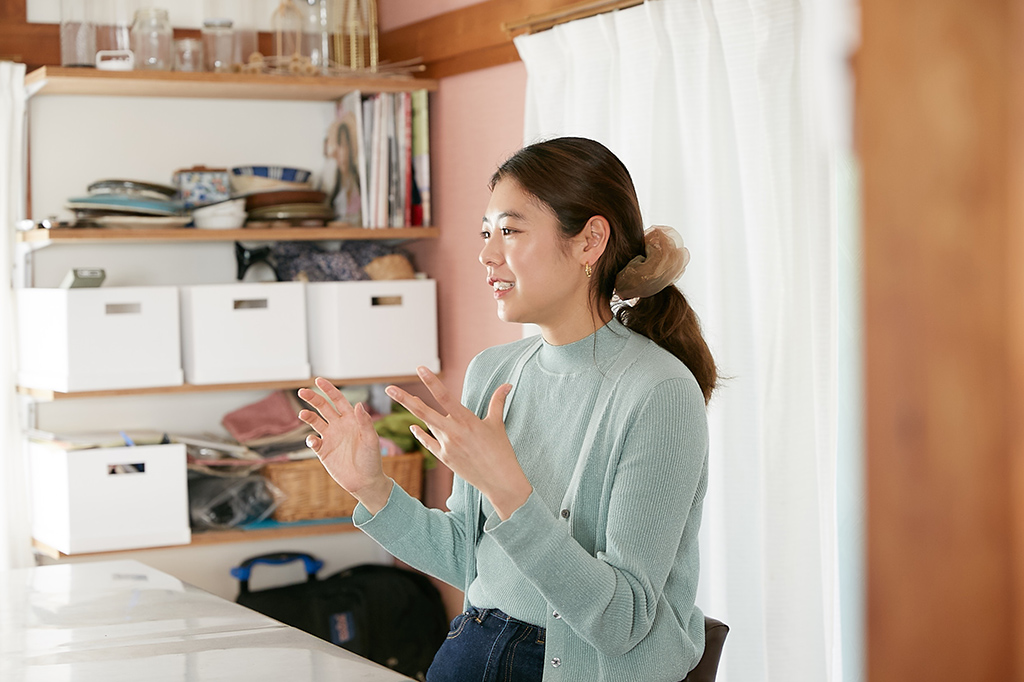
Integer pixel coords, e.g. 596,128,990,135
107,463,145,474
371,295,402,307
105,303,142,314
233,298,268,310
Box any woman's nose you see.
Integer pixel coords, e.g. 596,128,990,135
479,239,502,267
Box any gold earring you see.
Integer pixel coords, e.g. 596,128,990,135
585,262,592,278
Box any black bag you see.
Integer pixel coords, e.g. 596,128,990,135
232,552,448,680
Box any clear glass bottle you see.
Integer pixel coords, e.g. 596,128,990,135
302,0,329,72
271,0,304,61
131,7,173,70
59,0,96,67
201,18,234,72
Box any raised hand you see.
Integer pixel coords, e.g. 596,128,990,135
297,377,394,514
385,366,533,520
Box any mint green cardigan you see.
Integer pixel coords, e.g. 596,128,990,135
354,320,708,681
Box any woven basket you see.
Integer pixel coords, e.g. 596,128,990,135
261,452,423,522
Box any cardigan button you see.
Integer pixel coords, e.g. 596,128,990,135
560,508,570,519
552,610,561,619
551,657,562,667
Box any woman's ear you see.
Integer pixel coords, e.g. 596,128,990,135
581,216,611,261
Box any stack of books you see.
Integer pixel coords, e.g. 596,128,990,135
323,90,431,229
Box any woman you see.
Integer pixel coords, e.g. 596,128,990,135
298,137,716,681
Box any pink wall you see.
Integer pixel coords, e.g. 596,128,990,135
377,0,481,32
402,60,528,507
381,1,528,615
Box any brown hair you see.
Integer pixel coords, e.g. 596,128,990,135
490,137,717,403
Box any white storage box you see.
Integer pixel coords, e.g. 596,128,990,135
16,287,184,392
29,442,191,554
179,282,310,384
306,279,440,379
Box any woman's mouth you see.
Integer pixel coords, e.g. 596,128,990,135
489,278,515,298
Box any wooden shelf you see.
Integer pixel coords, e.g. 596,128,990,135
17,374,422,402
32,519,359,559
25,67,438,101
17,226,439,244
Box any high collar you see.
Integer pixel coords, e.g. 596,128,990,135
536,317,631,375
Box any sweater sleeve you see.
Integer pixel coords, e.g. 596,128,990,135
483,376,707,655
350,352,493,589
353,474,472,589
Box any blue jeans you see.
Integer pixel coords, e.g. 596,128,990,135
426,607,546,682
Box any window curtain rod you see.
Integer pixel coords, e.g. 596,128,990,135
503,0,646,37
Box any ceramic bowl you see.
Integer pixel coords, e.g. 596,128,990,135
192,199,246,229
230,165,312,183
193,213,246,229
229,175,313,195
192,197,246,216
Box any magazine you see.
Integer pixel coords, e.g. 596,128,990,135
323,90,366,226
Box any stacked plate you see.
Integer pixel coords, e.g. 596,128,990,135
68,179,188,228
236,180,329,225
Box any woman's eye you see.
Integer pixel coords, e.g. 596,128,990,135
500,227,516,236
480,229,491,239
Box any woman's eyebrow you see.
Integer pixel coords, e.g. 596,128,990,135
482,210,527,224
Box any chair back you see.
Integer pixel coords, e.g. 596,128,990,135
681,616,729,682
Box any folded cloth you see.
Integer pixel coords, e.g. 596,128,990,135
222,391,306,444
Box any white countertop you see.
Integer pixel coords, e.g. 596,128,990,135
0,559,413,681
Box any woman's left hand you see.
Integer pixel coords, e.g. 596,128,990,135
386,367,532,520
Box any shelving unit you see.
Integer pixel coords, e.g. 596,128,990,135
25,66,438,101
18,68,439,556
17,373,423,402
32,519,361,559
17,226,439,245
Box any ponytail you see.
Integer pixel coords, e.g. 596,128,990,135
616,287,717,404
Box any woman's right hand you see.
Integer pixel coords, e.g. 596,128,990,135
297,377,394,514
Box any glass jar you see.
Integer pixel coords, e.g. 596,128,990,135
271,0,303,61
201,18,234,72
131,7,173,70
59,0,96,67
174,37,203,72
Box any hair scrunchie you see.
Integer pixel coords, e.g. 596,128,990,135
614,225,691,302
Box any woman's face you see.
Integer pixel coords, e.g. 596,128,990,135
480,179,592,342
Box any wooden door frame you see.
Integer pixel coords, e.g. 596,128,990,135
860,0,1024,679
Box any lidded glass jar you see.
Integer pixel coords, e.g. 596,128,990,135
201,18,234,72
131,7,173,70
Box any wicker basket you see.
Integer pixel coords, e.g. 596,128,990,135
261,452,423,522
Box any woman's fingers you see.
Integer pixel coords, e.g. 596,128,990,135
485,384,513,423
354,403,378,441
314,377,356,413
416,367,459,413
384,385,445,431
410,423,441,457
297,408,329,435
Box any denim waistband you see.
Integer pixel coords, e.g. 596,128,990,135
465,607,545,636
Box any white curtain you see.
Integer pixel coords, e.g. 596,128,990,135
515,1,849,680
0,61,32,571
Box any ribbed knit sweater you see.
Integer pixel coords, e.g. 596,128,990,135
353,319,708,681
